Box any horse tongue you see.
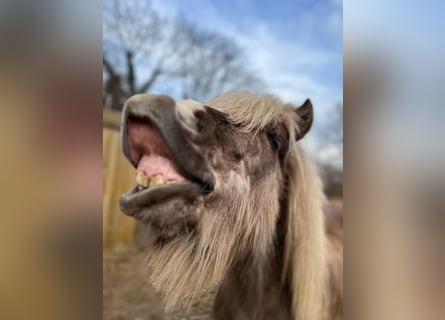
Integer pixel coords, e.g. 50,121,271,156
137,154,186,182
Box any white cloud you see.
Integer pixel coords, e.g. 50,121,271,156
230,24,342,125
152,0,343,163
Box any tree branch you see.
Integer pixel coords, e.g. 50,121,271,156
126,50,136,95
103,55,116,77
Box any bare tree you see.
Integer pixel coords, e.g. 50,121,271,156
103,0,170,110
174,18,263,101
103,0,263,110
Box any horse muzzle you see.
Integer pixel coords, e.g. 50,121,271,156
119,94,215,213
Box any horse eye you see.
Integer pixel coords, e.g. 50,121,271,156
266,131,281,150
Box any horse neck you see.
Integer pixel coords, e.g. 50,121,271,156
212,210,292,320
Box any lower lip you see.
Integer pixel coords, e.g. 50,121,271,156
119,182,203,216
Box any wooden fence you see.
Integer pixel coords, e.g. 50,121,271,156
103,108,136,247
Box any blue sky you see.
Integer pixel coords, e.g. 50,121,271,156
154,0,342,106
153,0,343,163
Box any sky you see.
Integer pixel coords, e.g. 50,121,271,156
151,0,343,164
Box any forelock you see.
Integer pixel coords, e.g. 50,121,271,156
206,92,299,141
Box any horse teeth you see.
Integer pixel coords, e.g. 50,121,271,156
136,172,165,188
149,174,164,186
136,171,149,187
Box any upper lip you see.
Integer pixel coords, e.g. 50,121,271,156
121,95,214,193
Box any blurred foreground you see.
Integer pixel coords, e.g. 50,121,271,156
0,1,102,319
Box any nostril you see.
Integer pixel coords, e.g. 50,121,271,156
196,118,204,133
176,99,206,132
194,111,206,133
176,108,199,131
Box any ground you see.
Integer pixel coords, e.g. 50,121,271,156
103,245,166,320
103,245,212,320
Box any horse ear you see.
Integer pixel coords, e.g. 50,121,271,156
295,99,313,140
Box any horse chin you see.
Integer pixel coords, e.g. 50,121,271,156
119,182,205,242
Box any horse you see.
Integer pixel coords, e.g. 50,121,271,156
119,92,343,319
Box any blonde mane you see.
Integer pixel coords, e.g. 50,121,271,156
147,92,330,319
284,146,328,319
210,92,329,319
